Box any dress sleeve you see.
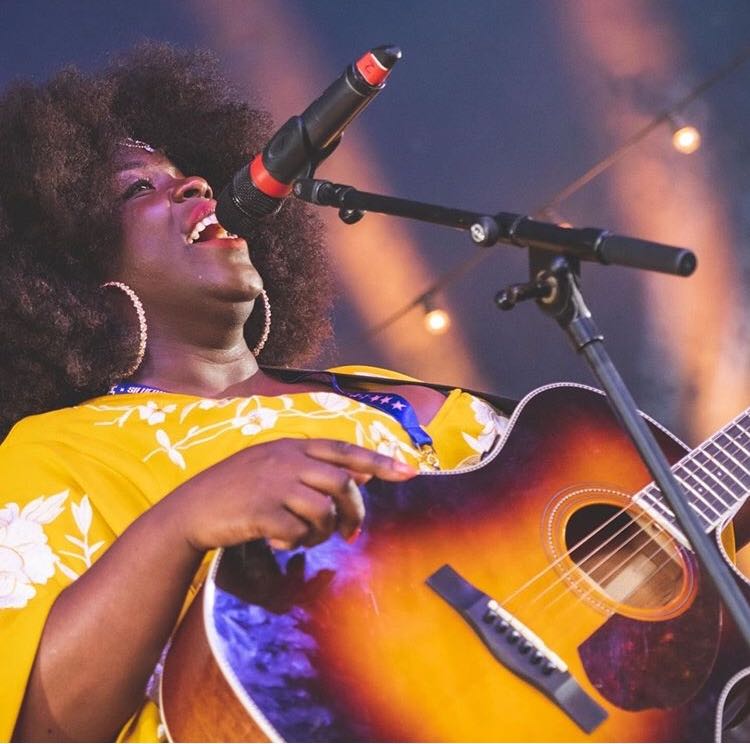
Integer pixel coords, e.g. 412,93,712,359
426,390,510,470
330,364,510,471
0,441,125,740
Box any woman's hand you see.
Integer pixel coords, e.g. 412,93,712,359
166,438,417,554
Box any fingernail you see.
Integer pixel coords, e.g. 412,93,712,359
346,527,362,544
393,461,418,475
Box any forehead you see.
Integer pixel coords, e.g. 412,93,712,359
114,147,181,176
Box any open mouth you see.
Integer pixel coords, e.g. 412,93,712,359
186,212,239,245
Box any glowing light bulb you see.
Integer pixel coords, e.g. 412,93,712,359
424,308,451,335
672,124,701,154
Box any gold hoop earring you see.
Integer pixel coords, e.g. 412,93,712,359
101,281,148,377
252,289,271,357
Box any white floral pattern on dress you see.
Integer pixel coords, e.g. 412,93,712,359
0,491,67,608
232,406,278,436
89,389,499,474
309,392,352,412
153,430,188,470
455,398,509,468
57,496,106,581
367,420,417,464
138,401,177,425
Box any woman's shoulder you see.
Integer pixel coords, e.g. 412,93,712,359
327,364,450,426
2,393,154,447
2,406,82,447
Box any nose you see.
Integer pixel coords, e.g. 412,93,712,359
173,175,213,202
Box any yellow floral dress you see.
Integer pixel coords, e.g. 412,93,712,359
0,365,507,742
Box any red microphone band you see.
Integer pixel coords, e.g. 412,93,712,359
250,155,294,197
355,51,390,86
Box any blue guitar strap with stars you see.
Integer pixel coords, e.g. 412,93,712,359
328,374,434,450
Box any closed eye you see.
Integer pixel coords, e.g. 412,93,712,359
121,178,154,201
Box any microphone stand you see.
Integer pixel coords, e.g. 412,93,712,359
293,176,750,651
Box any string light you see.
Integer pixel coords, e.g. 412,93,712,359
355,44,750,344
422,294,451,335
668,114,702,154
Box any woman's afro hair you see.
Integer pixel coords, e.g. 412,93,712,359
0,42,334,438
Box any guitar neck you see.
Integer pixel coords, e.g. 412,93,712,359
634,407,750,538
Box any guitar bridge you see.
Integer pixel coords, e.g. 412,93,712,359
426,564,607,734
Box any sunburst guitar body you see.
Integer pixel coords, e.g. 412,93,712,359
160,383,750,742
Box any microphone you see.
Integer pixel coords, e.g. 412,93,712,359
216,44,402,236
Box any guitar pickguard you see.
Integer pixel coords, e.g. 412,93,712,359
578,563,721,710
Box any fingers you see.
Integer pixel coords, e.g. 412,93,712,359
298,462,365,541
349,471,373,486
231,439,421,552
303,439,418,481
283,486,337,544
263,506,315,551
300,440,419,541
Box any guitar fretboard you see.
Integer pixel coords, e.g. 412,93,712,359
634,408,750,538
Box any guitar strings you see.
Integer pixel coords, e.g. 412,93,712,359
615,540,692,607
499,496,662,607
502,505,672,620
500,490,718,613
515,507,659,611
495,422,750,617
545,532,688,627
535,522,681,620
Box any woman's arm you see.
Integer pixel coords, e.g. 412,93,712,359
13,438,416,742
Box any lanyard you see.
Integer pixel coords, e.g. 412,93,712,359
108,382,163,395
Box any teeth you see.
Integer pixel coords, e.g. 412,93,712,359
185,212,239,245
186,212,220,244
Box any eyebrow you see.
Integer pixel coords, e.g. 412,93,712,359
116,160,148,173
115,160,183,179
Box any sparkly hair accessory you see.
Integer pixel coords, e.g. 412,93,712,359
252,289,272,357
121,137,156,153
101,281,148,377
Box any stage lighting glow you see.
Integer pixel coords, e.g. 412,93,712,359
424,308,451,335
672,124,701,154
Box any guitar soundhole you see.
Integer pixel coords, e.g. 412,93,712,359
564,503,691,613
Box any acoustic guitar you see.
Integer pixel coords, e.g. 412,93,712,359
159,382,750,742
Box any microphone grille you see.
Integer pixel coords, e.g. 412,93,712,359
216,169,283,236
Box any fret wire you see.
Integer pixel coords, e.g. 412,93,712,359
636,487,676,521
707,447,750,499
632,488,692,548
675,460,718,513
637,470,717,528
725,426,750,458
696,447,745,499
627,407,750,540
681,459,732,513
688,499,714,523
734,419,750,442
717,410,750,451
706,444,750,486
674,463,726,516
712,433,750,479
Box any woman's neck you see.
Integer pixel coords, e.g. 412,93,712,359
130,336,260,397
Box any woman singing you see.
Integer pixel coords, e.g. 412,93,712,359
0,44,506,741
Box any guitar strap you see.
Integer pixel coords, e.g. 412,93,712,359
260,366,519,416
109,367,519,416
